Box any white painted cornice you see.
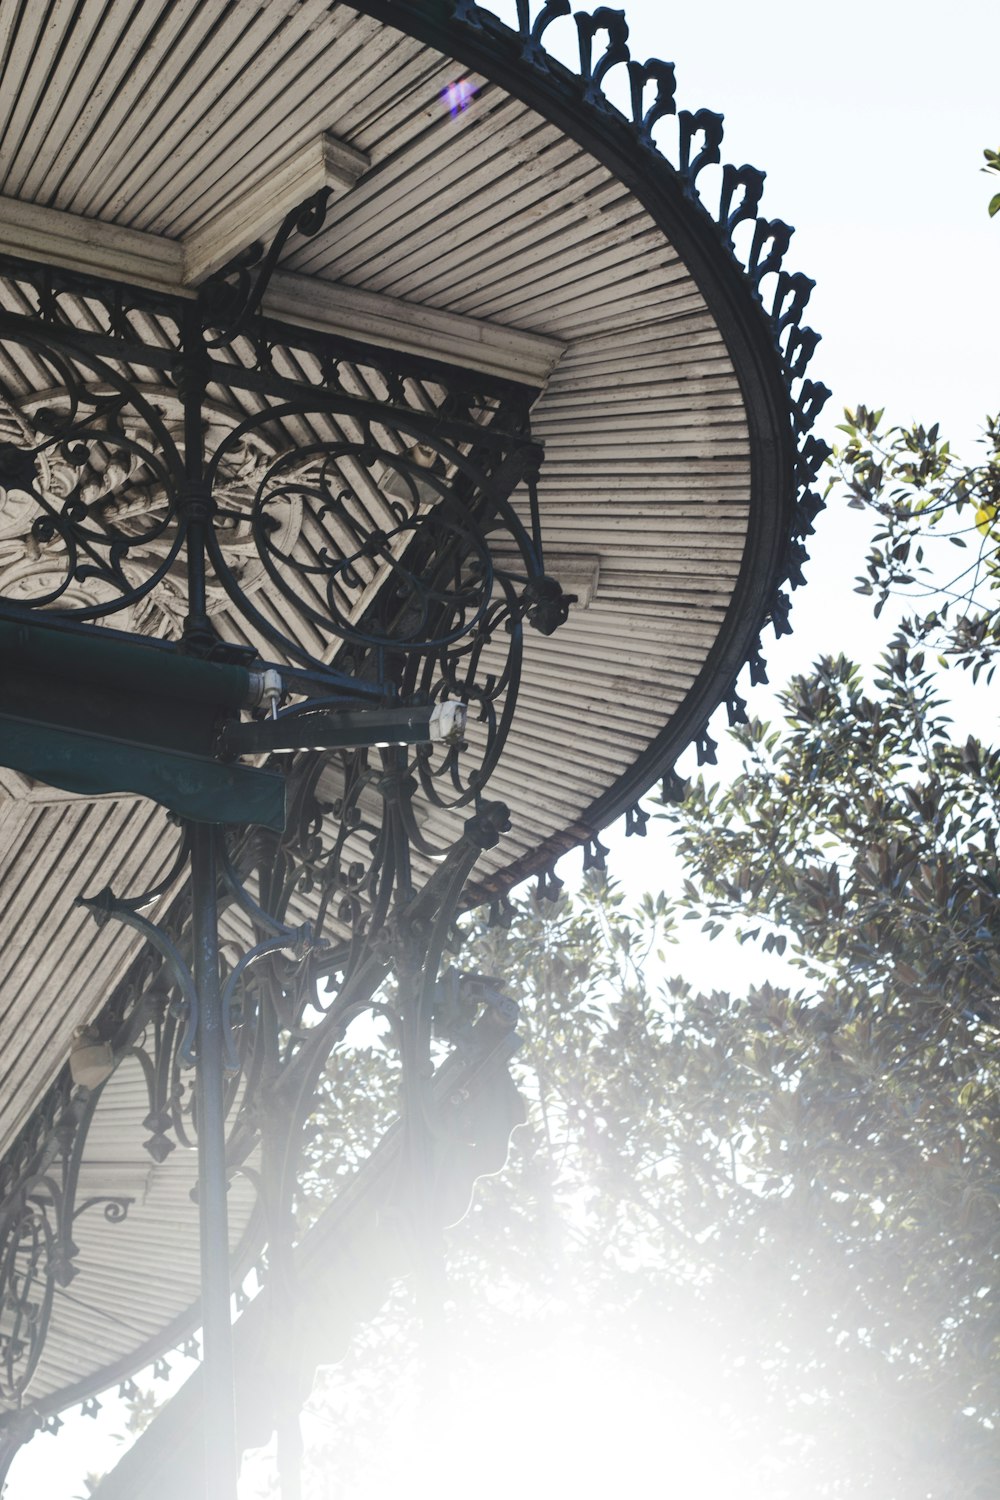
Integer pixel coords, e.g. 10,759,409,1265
0,196,564,388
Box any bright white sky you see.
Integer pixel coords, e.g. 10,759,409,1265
10,2,999,1494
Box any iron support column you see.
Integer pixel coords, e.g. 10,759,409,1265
191,821,238,1499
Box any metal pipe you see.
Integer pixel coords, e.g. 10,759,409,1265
190,822,239,1499
220,700,466,757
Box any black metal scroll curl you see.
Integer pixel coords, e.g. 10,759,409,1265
409,570,528,816
0,330,185,624
0,1088,133,1405
200,409,545,670
199,189,333,348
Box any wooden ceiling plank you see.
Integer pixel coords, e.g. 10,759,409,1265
0,808,174,1145
551,334,737,378
534,405,748,436
302,123,619,288
312,28,448,161
0,801,153,1023
0,804,47,932
451,231,680,326
105,0,347,230
542,609,722,651
8,0,156,202
340,52,487,163
534,389,744,422
556,287,715,337
149,13,384,237
557,327,729,372
540,434,750,462
509,687,680,741
458,264,691,336
571,310,727,356
335,97,554,243
545,351,740,394
55,0,219,216
364,177,645,308
337,168,639,307
0,1,22,85
76,0,307,221
288,82,516,280
0,0,80,188
160,36,386,237
1,0,108,198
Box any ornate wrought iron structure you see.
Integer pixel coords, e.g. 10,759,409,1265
0,1,830,1494
0,226,558,1490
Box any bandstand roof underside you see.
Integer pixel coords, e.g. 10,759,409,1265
0,0,826,1455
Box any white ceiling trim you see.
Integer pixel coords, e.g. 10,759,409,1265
0,195,564,388
181,131,371,286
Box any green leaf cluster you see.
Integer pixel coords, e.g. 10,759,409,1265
831,408,1000,680
983,147,1000,218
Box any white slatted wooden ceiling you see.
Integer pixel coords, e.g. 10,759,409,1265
25,1055,260,1406
0,0,770,1410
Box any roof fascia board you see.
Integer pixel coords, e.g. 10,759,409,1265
264,268,566,385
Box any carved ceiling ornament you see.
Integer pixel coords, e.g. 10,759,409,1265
0,385,302,638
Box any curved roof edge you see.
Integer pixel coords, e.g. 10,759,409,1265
346,0,828,898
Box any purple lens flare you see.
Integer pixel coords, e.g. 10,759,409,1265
443,79,477,117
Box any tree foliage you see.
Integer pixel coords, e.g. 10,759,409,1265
656,637,1000,1497
301,715,1000,1497
833,406,1000,680
984,147,1000,218
275,406,1000,1494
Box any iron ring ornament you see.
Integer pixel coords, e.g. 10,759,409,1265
0,0,834,1451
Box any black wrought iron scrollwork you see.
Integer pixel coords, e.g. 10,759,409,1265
0,335,184,627
199,189,333,347
77,887,209,1067
0,1083,132,1404
628,57,676,145
575,7,630,107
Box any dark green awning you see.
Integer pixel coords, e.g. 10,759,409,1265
0,617,252,710
0,715,286,831
0,616,285,829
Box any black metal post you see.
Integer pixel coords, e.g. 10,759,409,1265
190,821,239,1499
